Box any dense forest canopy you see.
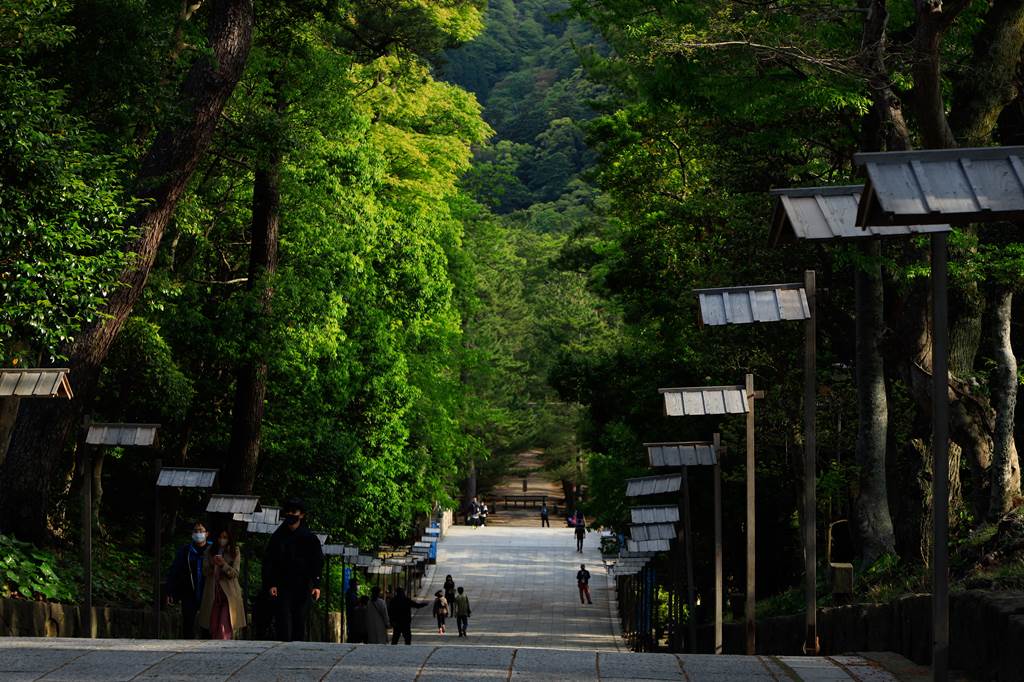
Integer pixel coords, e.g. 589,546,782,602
1,0,1022,612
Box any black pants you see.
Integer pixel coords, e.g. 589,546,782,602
576,534,584,552
541,516,550,527
275,591,312,642
391,623,412,645
457,615,468,635
180,597,200,639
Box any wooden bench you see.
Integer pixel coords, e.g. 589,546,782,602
502,494,548,510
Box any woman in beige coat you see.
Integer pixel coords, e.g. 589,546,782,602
198,529,246,639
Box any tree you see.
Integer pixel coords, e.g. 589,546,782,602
1,0,255,543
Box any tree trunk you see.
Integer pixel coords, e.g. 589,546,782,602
949,0,1024,146
0,397,17,468
887,249,937,563
988,286,1021,518
948,278,993,521
853,241,895,564
461,458,477,511
911,8,957,149
0,0,254,544
92,447,106,539
224,153,281,495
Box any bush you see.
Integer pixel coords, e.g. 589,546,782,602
0,534,77,602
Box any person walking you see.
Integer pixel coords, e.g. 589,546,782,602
198,529,246,640
453,586,472,637
366,586,390,644
263,498,324,642
577,563,593,605
540,503,550,528
443,574,456,607
164,520,210,638
351,596,369,643
345,578,360,643
432,590,449,635
387,586,427,645
575,521,586,553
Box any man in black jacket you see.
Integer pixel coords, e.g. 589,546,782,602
264,498,324,641
388,586,428,645
164,520,210,638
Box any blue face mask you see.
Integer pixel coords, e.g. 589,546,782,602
192,532,207,544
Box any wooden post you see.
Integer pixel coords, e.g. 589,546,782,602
681,466,697,653
713,432,723,655
81,434,93,638
323,555,330,642
803,269,819,654
932,233,950,682
153,458,162,639
745,372,756,655
242,543,249,623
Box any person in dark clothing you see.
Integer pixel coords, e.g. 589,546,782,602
351,596,369,643
443,574,456,607
575,523,586,552
263,497,324,642
164,521,210,638
387,586,428,645
432,590,449,634
453,586,471,637
540,503,550,528
577,563,592,604
345,578,360,643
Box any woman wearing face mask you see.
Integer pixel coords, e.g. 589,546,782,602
198,529,246,640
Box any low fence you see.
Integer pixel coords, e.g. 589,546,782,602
0,596,343,643
692,590,1024,681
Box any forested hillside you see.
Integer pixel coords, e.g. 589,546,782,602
441,0,618,495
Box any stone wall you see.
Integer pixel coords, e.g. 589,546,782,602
0,597,344,643
696,590,1024,680
0,598,180,639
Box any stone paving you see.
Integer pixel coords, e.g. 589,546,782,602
0,638,909,680
0,525,919,680
407,523,618,650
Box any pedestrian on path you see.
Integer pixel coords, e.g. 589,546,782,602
351,596,369,643
163,520,210,639
387,586,428,645
453,586,472,637
198,529,246,640
432,590,449,634
443,574,456,607
577,564,593,605
540,503,550,527
469,496,482,527
366,586,390,643
575,522,586,552
345,578,360,642
263,497,324,642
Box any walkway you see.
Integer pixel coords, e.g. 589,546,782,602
0,638,915,680
410,524,616,649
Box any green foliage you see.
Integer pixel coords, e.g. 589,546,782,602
0,533,152,606
0,534,75,602
0,0,135,362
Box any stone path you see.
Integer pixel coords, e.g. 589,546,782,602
408,524,617,650
0,515,925,680
0,638,912,680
